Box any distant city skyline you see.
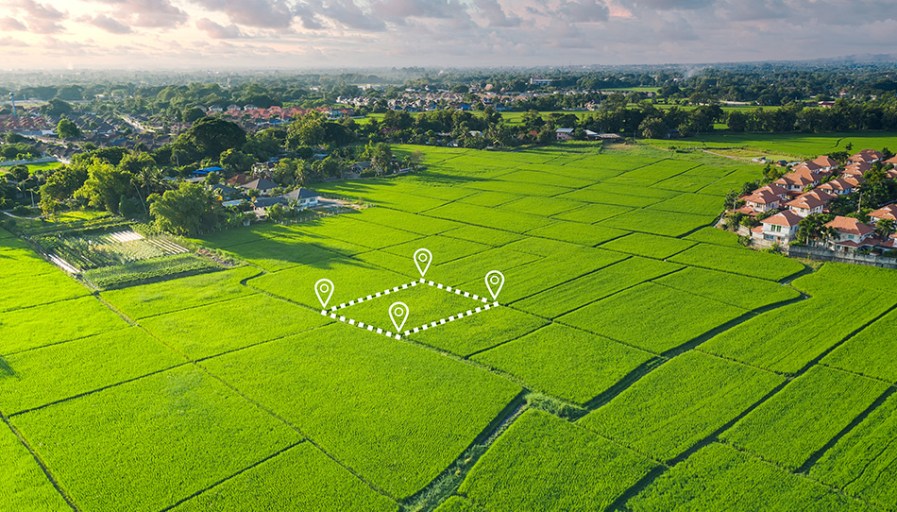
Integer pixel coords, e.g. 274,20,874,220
2,0,896,70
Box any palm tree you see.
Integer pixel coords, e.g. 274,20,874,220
875,219,896,240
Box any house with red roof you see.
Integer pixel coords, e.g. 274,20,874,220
885,155,897,166
843,161,871,177
849,149,883,165
740,184,789,214
816,177,855,196
825,216,876,252
811,155,840,172
775,167,821,195
755,210,802,244
869,204,897,224
787,190,835,217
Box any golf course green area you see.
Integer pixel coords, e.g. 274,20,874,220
3,139,897,511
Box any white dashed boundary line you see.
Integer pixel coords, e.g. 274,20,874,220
320,278,498,340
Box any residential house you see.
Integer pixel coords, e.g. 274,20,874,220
842,174,865,189
556,128,575,141
240,178,278,194
741,184,789,214
755,210,803,244
787,190,835,217
825,216,875,252
885,156,897,166
869,204,897,224
816,177,855,196
811,155,840,172
849,149,883,165
843,161,870,177
283,188,319,209
775,167,821,195
227,173,251,186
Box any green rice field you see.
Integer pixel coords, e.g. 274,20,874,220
2,136,897,511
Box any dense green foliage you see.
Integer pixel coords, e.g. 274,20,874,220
81,253,221,290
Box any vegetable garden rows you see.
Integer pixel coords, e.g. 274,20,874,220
2,140,897,511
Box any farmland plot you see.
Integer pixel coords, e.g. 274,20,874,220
559,283,746,353
0,422,69,512
514,256,682,318
628,443,866,512
525,220,627,246
655,267,801,310
0,296,128,354
11,366,301,512
600,208,716,237
172,443,398,512
201,325,521,498
0,266,89,312
458,410,657,511
140,294,331,359
823,307,897,382
473,324,655,404
810,393,897,510
424,202,554,233
100,266,260,319
408,305,546,356
551,202,634,224
600,232,696,259
670,243,806,281
580,352,784,461
702,293,897,374
0,327,184,414
721,366,889,470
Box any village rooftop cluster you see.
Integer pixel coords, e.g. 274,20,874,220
733,150,897,253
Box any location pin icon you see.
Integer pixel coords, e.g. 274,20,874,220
315,278,334,309
389,302,409,332
485,270,505,300
413,248,432,278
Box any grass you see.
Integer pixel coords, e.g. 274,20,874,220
721,366,889,470
100,266,260,319
473,324,655,404
654,267,801,310
600,232,696,259
139,294,331,359
11,366,302,512
0,422,70,512
600,208,716,237
514,256,682,318
810,393,897,510
702,292,897,374
823,307,897,382
0,296,129,354
628,443,866,511
408,305,547,356
580,352,784,462
200,325,521,499
0,327,184,414
170,443,398,511
458,409,657,511
560,282,746,354
669,243,806,281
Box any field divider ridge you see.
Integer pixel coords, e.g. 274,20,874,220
1,412,80,511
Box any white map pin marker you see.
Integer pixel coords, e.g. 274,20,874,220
389,302,409,332
413,248,432,277
315,278,334,309
485,270,505,300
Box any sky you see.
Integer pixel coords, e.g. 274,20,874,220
1,0,896,70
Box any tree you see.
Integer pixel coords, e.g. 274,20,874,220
639,116,667,139
366,143,393,175
875,219,895,240
180,117,246,161
56,117,81,140
149,183,224,236
796,214,834,245
219,148,254,173
286,112,326,149
38,165,88,215
74,159,133,213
